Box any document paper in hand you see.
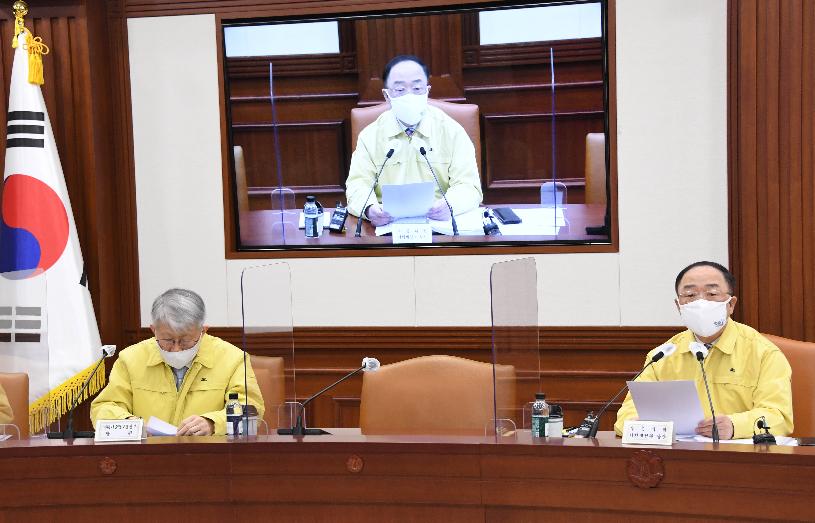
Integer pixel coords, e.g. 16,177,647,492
381,182,435,219
146,416,178,436
627,380,705,436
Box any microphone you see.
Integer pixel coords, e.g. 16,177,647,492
413,139,458,235
47,345,117,439
355,141,400,237
581,343,676,438
753,416,776,444
278,357,380,436
690,342,719,443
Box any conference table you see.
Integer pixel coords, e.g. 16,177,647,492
1,430,812,521
238,204,608,248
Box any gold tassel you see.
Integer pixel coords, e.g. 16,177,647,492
24,34,49,85
28,361,107,435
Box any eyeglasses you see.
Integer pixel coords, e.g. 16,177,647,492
386,84,429,98
677,290,731,305
156,331,202,351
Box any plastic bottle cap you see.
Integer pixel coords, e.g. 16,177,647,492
535,393,546,400
306,195,316,203
228,392,239,399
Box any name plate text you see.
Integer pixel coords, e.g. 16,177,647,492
622,420,674,445
95,419,145,442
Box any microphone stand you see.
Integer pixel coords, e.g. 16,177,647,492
355,149,395,237
278,364,366,436
584,360,656,438
696,351,720,443
47,348,108,439
419,146,458,235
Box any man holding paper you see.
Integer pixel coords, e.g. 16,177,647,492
345,55,483,225
614,261,793,439
91,288,264,436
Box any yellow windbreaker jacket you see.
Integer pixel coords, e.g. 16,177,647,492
91,334,264,435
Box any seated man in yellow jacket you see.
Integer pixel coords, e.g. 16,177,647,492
345,55,482,225
91,288,264,436
0,382,13,425
615,261,793,439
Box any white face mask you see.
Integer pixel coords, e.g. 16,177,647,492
157,340,200,370
386,92,428,126
678,297,732,338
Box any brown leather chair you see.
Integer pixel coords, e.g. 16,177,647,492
359,355,515,436
0,373,29,439
249,355,285,430
233,145,250,213
762,334,814,437
350,99,482,175
584,132,606,205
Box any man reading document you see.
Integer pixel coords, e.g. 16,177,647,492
345,55,482,226
91,288,264,436
615,261,793,439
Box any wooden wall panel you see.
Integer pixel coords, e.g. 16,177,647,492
483,111,604,204
728,0,815,340
355,14,464,102
232,122,347,192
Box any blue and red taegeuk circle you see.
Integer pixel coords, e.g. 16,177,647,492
0,173,69,279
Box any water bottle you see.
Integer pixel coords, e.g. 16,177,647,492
531,392,550,438
226,392,242,436
304,195,323,238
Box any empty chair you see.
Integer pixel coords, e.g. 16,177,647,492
350,99,482,175
762,334,815,437
359,355,515,436
584,132,606,205
0,373,29,439
249,355,285,431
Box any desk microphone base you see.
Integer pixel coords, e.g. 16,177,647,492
277,427,331,436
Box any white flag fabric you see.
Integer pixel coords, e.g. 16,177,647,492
0,30,103,433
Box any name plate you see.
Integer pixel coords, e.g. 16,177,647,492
392,223,432,244
94,419,145,442
622,420,674,445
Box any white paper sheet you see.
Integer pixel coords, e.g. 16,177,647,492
376,207,485,236
381,182,435,219
496,206,566,235
676,435,798,446
627,380,705,436
430,208,486,236
146,416,178,436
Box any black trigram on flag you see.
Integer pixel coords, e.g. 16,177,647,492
6,111,45,148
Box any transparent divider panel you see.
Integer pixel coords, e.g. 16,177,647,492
489,257,540,439
0,271,48,439
240,262,295,432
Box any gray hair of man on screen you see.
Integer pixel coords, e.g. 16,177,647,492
151,288,206,332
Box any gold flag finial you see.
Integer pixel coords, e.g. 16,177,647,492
10,1,49,85
12,1,28,48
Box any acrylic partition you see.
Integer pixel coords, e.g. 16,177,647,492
489,257,540,439
239,262,295,434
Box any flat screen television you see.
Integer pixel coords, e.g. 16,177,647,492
221,0,611,253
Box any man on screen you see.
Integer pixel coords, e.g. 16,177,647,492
91,288,264,436
345,55,483,226
614,261,793,439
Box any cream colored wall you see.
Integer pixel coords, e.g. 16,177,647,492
128,0,728,328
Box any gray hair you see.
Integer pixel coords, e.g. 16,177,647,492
151,288,206,332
